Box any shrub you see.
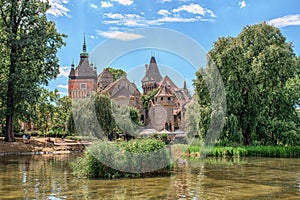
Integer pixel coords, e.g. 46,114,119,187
72,138,172,178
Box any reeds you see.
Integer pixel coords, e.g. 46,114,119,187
188,145,300,158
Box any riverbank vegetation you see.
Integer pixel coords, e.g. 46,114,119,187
187,145,300,158
72,138,172,179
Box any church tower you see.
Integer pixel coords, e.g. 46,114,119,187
68,35,97,99
141,56,162,94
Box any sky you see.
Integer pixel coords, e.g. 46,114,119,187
46,0,300,95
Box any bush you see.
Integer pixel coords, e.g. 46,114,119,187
72,138,172,178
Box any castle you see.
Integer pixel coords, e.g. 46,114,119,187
68,39,191,132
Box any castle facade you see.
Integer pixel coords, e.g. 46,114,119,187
68,40,190,132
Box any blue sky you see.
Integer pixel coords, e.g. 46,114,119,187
46,0,300,95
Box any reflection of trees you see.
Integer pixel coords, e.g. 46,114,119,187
167,159,206,200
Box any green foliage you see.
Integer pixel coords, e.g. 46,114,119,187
188,145,300,158
23,89,72,137
129,106,141,125
206,22,300,145
70,94,113,140
112,105,142,137
67,111,75,134
220,114,243,146
71,93,142,140
140,88,159,111
193,61,227,146
107,67,127,81
0,0,66,141
72,139,171,178
95,94,116,138
185,98,201,141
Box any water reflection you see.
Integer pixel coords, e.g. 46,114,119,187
0,155,299,199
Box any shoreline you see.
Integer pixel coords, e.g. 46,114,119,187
0,137,87,156
0,150,84,156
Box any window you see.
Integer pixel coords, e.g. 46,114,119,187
168,97,171,101
80,83,86,89
161,97,163,101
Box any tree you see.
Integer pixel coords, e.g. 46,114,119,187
185,97,201,142
0,0,66,141
107,67,127,81
207,22,300,145
53,96,72,134
95,94,116,139
33,89,59,134
112,105,141,138
193,68,211,140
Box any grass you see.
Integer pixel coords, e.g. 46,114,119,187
188,145,300,158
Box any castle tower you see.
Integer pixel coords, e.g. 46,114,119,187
68,35,97,99
141,56,162,94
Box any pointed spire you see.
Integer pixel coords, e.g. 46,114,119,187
80,33,89,58
83,33,87,53
183,80,187,90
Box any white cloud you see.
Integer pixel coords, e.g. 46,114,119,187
105,13,125,19
96,30,144,41
173,3,205,15
239,1,247,8
206,10,216,18
101,1,113,8
57,84,68,89
158,0,172,3
113,0,134,6
157,9,171,17
268,14,300,28
172,3,215,17
58,66,70,77
90,35,98,39
103,4,215,27
104,13,146,27
156,16,198,23
47,0,70,17
90,3,98,9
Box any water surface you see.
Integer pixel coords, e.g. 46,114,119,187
0,154,299,199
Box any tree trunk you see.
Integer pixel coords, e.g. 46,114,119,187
4,0,18,142
5,114,15,142
4,55,16,142
242,127,251,146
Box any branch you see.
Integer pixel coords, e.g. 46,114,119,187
16,0,28,28
0,1,9,28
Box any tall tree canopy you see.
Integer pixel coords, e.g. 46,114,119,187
0,0,66,141
199,22,300,145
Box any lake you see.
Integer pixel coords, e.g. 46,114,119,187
0,154,299,199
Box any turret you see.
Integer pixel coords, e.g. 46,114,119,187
141,56,163,94
68,62,76,79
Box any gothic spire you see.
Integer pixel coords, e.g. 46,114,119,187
183,80,187,90
80,33,88,58
83,33,87,53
